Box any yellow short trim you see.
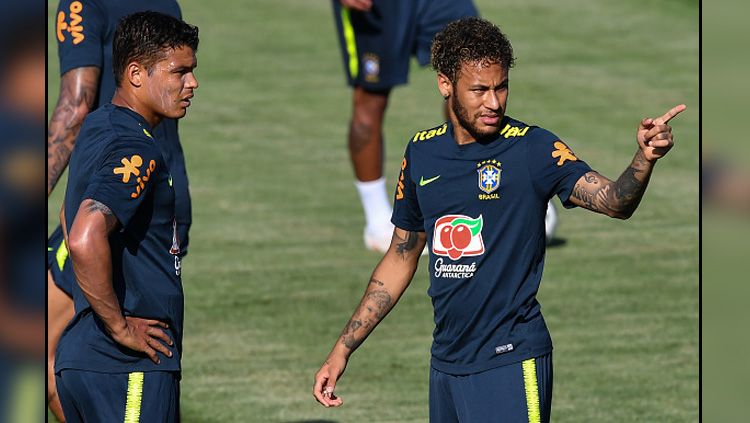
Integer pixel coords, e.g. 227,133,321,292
341,7,358,79
124,372,144,423
56,239,69,271
522,358,541,423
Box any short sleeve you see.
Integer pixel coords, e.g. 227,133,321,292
56,0,106,75
391,142,424,231
526,127,592,208
83,138,162,228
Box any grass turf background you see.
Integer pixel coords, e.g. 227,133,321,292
48,0,698,421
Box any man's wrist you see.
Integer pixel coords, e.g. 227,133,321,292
105,317,128,340
329,344,351,361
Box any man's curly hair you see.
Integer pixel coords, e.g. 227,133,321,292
431,17,515,84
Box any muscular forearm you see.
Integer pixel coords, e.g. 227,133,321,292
571,150,655,219
69,228,127,336
330,230,423,358
608,149,655,217
68,200,125,337
47,67,100,196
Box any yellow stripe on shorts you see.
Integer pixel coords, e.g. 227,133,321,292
56,239,69,271
522,358,541,423
341,7,358,79
124,372,144,423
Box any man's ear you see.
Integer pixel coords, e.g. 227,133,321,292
437,72,453,99
125,62,144,87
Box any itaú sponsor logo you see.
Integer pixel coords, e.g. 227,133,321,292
434,258,477,279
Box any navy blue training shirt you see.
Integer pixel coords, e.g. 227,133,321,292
55,0,191,254
392,117,592,375
56,104,183,373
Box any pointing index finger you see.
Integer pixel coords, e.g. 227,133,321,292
654,104,686,125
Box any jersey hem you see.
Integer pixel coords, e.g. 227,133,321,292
430,344,553,376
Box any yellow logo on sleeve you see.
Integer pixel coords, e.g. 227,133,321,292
113,155,157,198
499,124,529,139
56,1,85,45
396,158,406,200
412,124,448,142
551,141,578,166
114,155,143,183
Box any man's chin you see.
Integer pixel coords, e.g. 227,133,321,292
167,109,188,119
473,126,501,140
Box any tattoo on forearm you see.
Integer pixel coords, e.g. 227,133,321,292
571,150,653,218
47,67,100,195
614,166,642,202
340,289,393,351
369,278,384,286
395,231,419,258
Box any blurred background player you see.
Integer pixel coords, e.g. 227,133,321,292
47,1,191,420
703,154,750,213
54,11,198,422
0,1,45,421
332,0,477,252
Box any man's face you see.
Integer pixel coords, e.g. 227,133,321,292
442,61,508,142
142,46,198,120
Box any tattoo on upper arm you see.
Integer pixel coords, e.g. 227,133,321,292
82,199,119,232
395,231,419,258
86,200,113,215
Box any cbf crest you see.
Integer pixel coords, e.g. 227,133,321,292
477,159,501,200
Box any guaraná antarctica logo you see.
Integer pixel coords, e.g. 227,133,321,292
432,214,485,279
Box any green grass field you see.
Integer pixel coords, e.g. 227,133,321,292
48,0,698,421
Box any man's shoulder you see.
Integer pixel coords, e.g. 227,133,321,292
81,105,159,155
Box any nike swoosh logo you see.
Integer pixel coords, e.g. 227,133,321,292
419,175,441,186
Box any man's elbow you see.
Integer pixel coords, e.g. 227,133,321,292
67,226,98,260
607,207,635,220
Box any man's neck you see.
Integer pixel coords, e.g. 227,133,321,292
111,90,161,128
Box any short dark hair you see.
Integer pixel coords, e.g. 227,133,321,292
431,17,515,84
113,11,199,87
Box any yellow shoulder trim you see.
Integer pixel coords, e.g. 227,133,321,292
411,123,448,142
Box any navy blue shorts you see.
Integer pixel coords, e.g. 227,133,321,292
430,353,553,423
56,370,180,422
332,0,478,91
47,226,75,297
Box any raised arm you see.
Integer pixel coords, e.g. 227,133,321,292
67,199,173,364
47,67,100,196
569,104,686,219
313,227,427,407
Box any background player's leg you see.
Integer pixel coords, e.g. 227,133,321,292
350,86,394,252
47,271,73,422
545,201,558,244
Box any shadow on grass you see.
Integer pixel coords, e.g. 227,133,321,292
547,237,567,248
284,421,338,423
